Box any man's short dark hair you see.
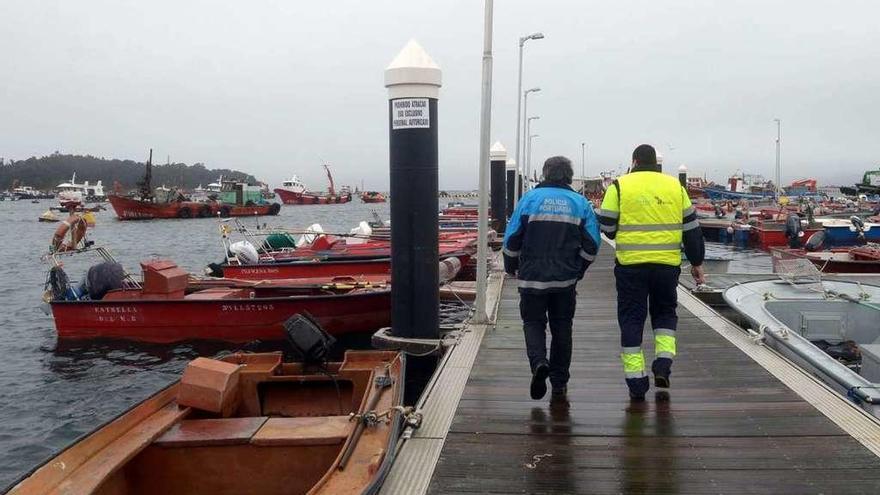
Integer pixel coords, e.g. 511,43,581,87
543,156,574,185
632,144,657,166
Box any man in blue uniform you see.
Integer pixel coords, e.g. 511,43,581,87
503,156,600,400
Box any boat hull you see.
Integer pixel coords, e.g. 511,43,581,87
222,258,393,280
274,188,352,205
822,224,880,246
108,195,280,220
750,225,824,251
771,247,880,273
50,290,391,343
8,351,405,495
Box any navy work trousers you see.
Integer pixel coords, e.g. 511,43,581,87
519,287,577,389
615,263,680,393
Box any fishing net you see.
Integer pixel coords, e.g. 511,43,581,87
774,257,824,292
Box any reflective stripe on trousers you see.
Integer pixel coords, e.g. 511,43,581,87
620,347,646,379
654,328,676,359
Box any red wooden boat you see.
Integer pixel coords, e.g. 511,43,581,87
48,260,391,343
360,191,387,203
220,258,392,281
750,221,824,251
274,165,353,205
770,246,880,273
109,195,280,220
10,351,404,495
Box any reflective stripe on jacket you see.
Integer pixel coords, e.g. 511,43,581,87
599,171,695,266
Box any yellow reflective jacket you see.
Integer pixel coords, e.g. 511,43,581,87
599,171,695,266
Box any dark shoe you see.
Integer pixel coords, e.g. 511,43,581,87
530,362,550,400
551,385,567,397
652,359,672,389
626,376,650,401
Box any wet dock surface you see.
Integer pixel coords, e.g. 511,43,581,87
426,249,880,494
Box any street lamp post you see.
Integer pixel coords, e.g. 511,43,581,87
525,116,539,188
513,32,544,209
528,134,539,185
581,142,586,177
774,118,781,197
522,87,540,188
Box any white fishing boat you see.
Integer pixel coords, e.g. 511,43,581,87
56,172,106,203
723,260,880,418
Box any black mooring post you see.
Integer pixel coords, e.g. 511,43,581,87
506,162,515,218
489,142,507,233
678,165,688,188
385,40,441,340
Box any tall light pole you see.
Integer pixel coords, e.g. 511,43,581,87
525,116,539,188
774,118,781,197
513,32,544,209
522,89,540,187
473,0,494,323
581,142,586,177
528,133,540,185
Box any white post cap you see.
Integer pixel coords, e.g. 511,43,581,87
506,159,517,171
678,164,688,173
385,39,442,100
490,141,507,161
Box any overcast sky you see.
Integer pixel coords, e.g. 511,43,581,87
2,0,878,189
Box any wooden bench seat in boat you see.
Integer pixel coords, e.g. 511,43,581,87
39,398,189,495
250,416,352,446
183,288,252,300
153,417,268,448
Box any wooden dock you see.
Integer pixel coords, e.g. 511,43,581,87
404,248,880,494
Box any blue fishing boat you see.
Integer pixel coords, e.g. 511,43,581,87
818,218,880,246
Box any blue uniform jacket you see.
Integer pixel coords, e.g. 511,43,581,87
503,182,601,293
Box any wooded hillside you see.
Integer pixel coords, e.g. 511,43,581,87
0,153,256,190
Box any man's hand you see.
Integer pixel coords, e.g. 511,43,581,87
691,264,706,285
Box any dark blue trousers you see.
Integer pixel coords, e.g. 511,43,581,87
615,263,680,395
519,288,576,389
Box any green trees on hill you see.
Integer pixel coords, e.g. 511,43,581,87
0,153,257,190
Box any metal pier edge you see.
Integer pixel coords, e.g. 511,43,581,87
380,269,505,495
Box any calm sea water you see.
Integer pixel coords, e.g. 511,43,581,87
0,199,391,490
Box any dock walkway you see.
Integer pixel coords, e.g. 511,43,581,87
424,248,880,494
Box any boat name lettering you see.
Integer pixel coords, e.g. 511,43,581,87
221,303,275,312
242,267,280,274
93,306,138,314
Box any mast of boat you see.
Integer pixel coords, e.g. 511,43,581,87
323,163,336,196
138,149,154,201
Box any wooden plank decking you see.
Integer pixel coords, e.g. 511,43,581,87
426,248,880,494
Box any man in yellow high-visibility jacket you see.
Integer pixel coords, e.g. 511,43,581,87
598,144,706,400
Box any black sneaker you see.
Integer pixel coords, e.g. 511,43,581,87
530,362,550,400
652,360,671,389
551,385,567,398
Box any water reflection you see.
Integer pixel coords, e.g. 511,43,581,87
619,394,678,494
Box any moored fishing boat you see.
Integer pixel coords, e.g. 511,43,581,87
108,151,280,220
723,274,880,418
360,191,387,203
274,165,353,205
770,245,880,273
8,350,406,495
45,258,391,343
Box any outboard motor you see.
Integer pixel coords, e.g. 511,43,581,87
804,230,826,252
86,262,125,300
851,215,867,244
229,240,260,265
785,214,803,248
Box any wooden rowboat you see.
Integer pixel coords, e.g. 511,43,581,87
9,351,405,495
